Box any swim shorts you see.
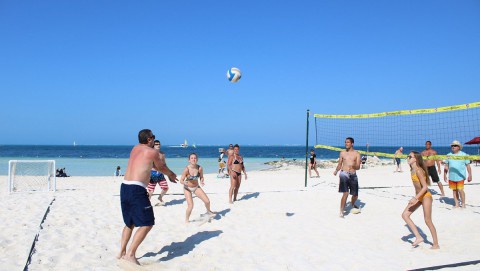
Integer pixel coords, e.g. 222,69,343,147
395,158,401,166
449,180,464,190
150,170,165,183
120,182,154,227
338,170,359,196
147,179,168,191
427,166,440,183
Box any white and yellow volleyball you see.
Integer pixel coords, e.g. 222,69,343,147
227,67,242,83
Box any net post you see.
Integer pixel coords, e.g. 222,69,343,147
305,109,310,187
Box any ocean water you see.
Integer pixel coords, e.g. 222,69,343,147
1,145,477,176
0,145,310,176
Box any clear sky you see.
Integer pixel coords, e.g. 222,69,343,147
1,1,479,146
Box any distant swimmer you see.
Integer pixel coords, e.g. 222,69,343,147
402,151,439,249
333,137,361,218
179,153,215,223
118,129,176,265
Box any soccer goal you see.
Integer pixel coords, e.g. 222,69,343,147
8,160,56,193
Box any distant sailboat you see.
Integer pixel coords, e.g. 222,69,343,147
170,139,189,148
180,139,188,148
192,143,196,148
73,141,76,147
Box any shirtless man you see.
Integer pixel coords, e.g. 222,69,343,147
118,129,176,265
333,137,361,218
421,141,445,197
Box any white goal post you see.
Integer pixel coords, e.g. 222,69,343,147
8,160,56,193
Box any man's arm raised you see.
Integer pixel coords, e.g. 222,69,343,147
153,153,177,183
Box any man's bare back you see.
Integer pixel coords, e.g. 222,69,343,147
124,144,159,186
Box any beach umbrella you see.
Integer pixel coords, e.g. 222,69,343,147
465,136,480,145
465,136,480,165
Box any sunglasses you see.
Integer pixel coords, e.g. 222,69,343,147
154,143,160,146
451,145,459,148
149,135,156,140
407,155,413,159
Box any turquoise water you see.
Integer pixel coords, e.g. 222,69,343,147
0,157,279,176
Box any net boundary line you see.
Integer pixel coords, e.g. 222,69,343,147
23,197,56,271
313,101,480,119
314,145,480,160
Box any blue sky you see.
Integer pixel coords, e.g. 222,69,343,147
1,1,479,146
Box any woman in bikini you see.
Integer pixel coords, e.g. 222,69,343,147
227,144,247,204
401,151,439,249
179,153,215,223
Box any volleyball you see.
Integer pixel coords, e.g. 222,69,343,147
227,67,242,83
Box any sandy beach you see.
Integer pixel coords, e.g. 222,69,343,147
1,162,479,271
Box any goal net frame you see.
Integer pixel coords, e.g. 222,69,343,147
8,160,57,193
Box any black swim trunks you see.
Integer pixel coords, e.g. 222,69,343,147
120,182,155,227
338,170,359,196
427,166,440,183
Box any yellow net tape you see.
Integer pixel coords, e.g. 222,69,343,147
314,101,480,119
314,145,480,160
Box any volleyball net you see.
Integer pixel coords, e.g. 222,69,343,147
313,101,480,161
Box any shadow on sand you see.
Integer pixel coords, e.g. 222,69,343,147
164,198,186,207
239,192,260,201
212,208,231,220
343,199,366,217
401,224,433,246
141,230,223,262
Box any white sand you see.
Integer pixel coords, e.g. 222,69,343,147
1,164,479,271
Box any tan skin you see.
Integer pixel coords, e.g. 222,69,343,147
227,146,247,204
401,152,439,249
118,134,177,265
179,154,214,223
421,141,445,196
333,139,361,217
443,145,473,208
147,142,176,202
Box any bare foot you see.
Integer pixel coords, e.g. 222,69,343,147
116,251,125,260
123,254,140,265
412,238,424,247
430,244,440,249
207,211,216,218
339,213,344,218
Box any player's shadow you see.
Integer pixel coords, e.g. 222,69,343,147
212,208,231,221
141,230,223,261
164,198,186,207
343,200,366,216
239,192,260,201
401,225,433,246
438,196,455,207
